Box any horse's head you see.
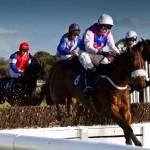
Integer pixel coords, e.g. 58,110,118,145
127,49,147,91
113,48,146,91
133,38,150,63
24,56,46,80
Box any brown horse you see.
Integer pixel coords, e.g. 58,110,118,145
39,39,150,105
49,48,147,146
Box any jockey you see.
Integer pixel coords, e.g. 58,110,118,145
56,23,81,60
116,30,138,54
9,42,32,79
78,14,120,94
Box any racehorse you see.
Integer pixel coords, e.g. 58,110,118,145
48,48,147,146
40,39,150,106
0,56,46,106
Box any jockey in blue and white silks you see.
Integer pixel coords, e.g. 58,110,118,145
56,23,81,60
9,42,32,78
78,14,120,94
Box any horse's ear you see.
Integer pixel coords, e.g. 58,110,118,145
141,37,147,44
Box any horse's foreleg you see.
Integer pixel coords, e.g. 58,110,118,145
111,104,142,146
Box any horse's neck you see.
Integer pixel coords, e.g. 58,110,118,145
23,76,37,91
108,58,129,87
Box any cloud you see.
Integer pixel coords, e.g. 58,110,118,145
0,27,19,34
115,17,150,27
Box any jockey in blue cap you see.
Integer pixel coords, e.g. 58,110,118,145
56,23,81,60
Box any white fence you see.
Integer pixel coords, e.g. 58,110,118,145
0,124,150,149
1,133,149,150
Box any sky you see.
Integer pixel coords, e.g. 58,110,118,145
0,0,149,59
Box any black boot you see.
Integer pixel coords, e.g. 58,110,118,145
84,69,94,95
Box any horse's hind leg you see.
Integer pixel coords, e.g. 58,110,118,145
55,103,64,121
66,96,72,116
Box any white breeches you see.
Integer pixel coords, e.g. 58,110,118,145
78,51,109,70
9,69,20,78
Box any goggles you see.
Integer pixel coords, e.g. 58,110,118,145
101,25,112,30
128,37,137,42
20,50,28,52
71,33,79,36
70,30,80,36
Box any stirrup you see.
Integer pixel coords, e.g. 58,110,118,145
84,86,94,95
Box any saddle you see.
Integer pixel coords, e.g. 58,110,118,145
73,63,108,89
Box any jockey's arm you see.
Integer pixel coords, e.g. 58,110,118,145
106,32,120,55
57,38,72,55
84,30,99,54
9,54,20,73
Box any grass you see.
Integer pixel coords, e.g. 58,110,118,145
0,99,47,108
0,101,11,108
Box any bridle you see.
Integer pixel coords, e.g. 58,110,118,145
99,50,148,90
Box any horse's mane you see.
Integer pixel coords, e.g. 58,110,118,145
132,41,143,50
48,60,67,79
49,57,80,78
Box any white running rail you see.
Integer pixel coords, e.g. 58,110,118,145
0,133,150,150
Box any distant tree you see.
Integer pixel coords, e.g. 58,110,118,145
0,57,6,65
0,67,7,77
0,59,9,77
34,51,57,79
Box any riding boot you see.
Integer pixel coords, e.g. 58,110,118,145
84,69,98,113
84,69,94,95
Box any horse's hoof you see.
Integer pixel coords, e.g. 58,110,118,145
136,142,142,147
56,116,62,121
56,114,63,121
66,113,72,118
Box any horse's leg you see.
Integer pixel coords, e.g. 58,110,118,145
66,96,72,116
38,83,46,103
111,103,142,146
55,103,64,121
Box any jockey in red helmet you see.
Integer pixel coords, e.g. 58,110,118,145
9,42,32,78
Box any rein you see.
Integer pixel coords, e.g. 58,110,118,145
100,75,129,90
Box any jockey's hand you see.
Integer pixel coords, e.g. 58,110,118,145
109,51,119,57
97,51,110,57
70,50,79,56
18,72,23,77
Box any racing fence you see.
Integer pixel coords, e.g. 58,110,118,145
131,61,150,103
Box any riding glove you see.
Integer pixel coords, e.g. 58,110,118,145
97,51,110,57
